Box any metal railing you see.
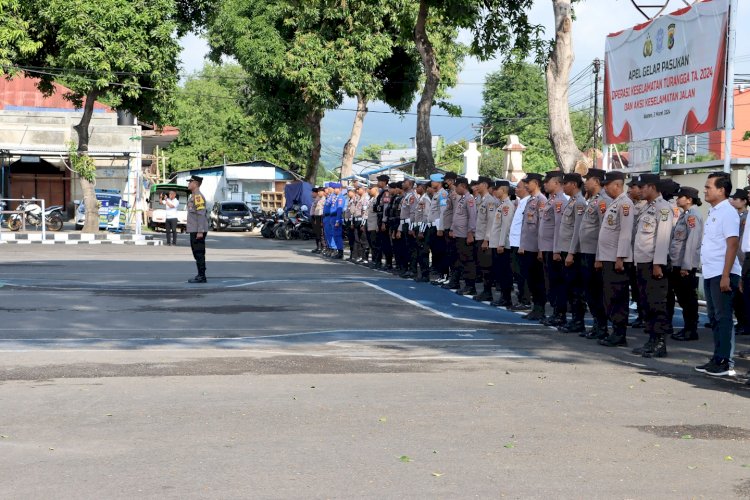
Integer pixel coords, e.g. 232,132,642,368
0,198,47,239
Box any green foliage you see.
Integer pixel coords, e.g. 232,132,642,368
21,0,181,126
481,61,591,174
0,0,41,70
356,141,410,162
743,131,750,141
435,139,466,173
67,141,96,183
166,63,310,172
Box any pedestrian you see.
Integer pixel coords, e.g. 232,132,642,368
556,173,587,333
696,172,742,377
365,184,381,267
488,180,515,308
668,186,703,341
186,175,209,283
571,168,611,339
474,176,497,302
389,182,406,274
631,174,673,358
730,188,748,336
371,175,392,270
440,173,461,289
397,179,416,278
738,187,750,366
451,177,477,296
539,171,566,326
323,183,334,257
595,170,634,347
160,190,179,246
509,180,531,310
518,173,548,321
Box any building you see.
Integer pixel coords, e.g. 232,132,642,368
708,87,750,160
171,160,301,207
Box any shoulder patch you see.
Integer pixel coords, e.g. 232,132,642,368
538,201,545,210
622,204,630,216
577,206,585,216
673,206,679,218
503,205,510,216
599,201,607,214
467,198,475,208
555,201,563,213
687,215,696,228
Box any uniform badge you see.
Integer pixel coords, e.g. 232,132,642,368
660,208,670,222
622,204,630,216
607,214,615,226
555,202,562,213
587,207,595,215
538,201,545,210
687,215,696,228
599,201,607,214
503,205,509,216
675,230,685,238
577,206,585,216
673,206,679,218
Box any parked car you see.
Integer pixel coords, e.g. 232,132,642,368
209,201,254,231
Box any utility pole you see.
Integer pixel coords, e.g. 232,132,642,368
592,58,601,155
471,124,492,170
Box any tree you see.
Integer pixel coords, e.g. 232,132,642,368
19,0,181,232
166,63,309,172
481,61,590,174
546,0,588,172
0,0,40,70
411,0,544,176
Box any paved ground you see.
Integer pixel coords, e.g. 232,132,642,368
1,231,750,499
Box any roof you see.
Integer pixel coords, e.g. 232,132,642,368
170,159,303,181
0,74,112,112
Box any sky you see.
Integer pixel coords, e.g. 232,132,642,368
178,0,750,169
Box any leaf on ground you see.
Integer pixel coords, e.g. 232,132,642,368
399,455,413,463
105,414,113,417
505,371,510,375
378,417,387,423
687,465,697,470
640,378,646,382
504,443,515,449
628,385,635,389
725,456,734,461
741,464,750,468
487,382,495,386
681,435,693,440
0,435,8,439
432,472,443,477
49,447,54,451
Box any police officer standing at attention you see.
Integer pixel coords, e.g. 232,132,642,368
518,172,547,321
390,182,406,273
488,180,515,308
571,168,611,339
668,186,703,341
451,177,477,296
627,177,648,329
311,187,325,254
440,173,460,288
474,176,497,302
595,170,634,347
372,175,392,270
428,174,446,282
540,171,566,326
333,183,346,259
556,173,587,333
397,179,416,277
414,180,432,281
631,174,673,358
186,175,209,283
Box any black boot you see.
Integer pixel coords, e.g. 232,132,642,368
559,319,585,333
334,250,344,260
542,313,566,327
642,337,667,358
456,281,477,296
473,288,494,302
598,333,627,347
632,338,656,355
671,328,699,341
523,305,546,321
580,319,598,338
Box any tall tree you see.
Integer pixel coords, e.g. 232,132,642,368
411,0,543,176
19,0,181,232
546,0,588,172
0,0,40,71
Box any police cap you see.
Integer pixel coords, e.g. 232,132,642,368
584,168,606,181
494,180,510,188
543,170,564,182
477,175,492,185
429,173,445,182
522,172,543,184
188,175,203,184
563,173,583,185
444,172,458,180
602,171,626,184
455,177,469,186
677,186,703,206
731,188,748,200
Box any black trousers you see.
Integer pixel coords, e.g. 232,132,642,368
346,222,356,256
667,267,699,332
520,251,546,307
492,248,513,300
190,232,207,277
415,229,430,275
428,227,445,274
602,261,631,336
542,251,565,314
743,255,750,334
392,227,407,269
312,215,323,246
378,227,393,266
476,241,494,286
629,264,645,319
456,237,476,282
561,252,585,320
443,232,457,277
368,229,381,264
511,247,529,303
165,218,177,244
580,253,607,325
636,263,670,340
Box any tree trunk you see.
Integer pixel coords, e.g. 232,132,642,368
340,94,368,180
546,0,588,173
413,0,439,177
73,89,100,233
304,108,324,183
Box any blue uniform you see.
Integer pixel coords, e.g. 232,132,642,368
333,192,347,250
323,193,333,249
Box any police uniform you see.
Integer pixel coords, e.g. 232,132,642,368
571,169,611,339
186,175,209,283
441,179,461,288
519,173,548,320
596,171,634,346
389,185,405,273
345,188,357,260
539,171,566,325
452,180,478,295
399,185,416,277
311,188,325,253
428,174,447,282
488,180,515,307
474,177,497,302
414,184,431,280
373,178,394,270
356,190,371,263
631,174,673,357
333,187,347,258
555,173,588,333
668,187,704,341
629,195,649,328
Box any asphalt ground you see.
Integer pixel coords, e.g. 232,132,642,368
1,231,750,499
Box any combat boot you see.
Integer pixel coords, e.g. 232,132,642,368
642,338,667,358
559,319,585,333
671,328,699,341
523,305,546,321
598,333,627,347
511,302,533,312
632,338,656,355
542,314,566,327
456,281,477,296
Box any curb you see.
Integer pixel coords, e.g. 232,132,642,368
0,233,162,245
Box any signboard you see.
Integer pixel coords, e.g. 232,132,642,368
604,0,729,144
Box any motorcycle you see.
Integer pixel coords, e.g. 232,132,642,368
260,210,281,239
7,200,64,231
290,207,315,240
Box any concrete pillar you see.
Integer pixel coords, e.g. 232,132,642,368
503,135,527,182
463,141,480,181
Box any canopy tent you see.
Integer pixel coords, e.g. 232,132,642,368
284,181,313,214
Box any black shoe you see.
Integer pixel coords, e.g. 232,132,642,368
523,307,545,321
442,281,460,290
456,286,477,296
630,318,644,329
400,271,416,279
473,290,493,302
332,254,343,260
491,298,513,308
642,340,667,358
542,315,566,327
511,302,532,312
694,360,715,373
705,360,736,377
632,339,655,356
559,320,585,333
738,350,750,359
369,263,381,270
311,248,321,254
598,334,627,347
188,276,207,284
671,329,699,341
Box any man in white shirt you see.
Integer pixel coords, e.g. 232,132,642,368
696,173,742,377
161,190,179,246
509,180,531,308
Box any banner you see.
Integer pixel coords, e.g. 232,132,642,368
604,0,729,144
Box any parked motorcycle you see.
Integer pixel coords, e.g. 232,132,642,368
7,200,64,231
260,210,282,239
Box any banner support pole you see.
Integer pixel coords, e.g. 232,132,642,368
723,0,738,174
